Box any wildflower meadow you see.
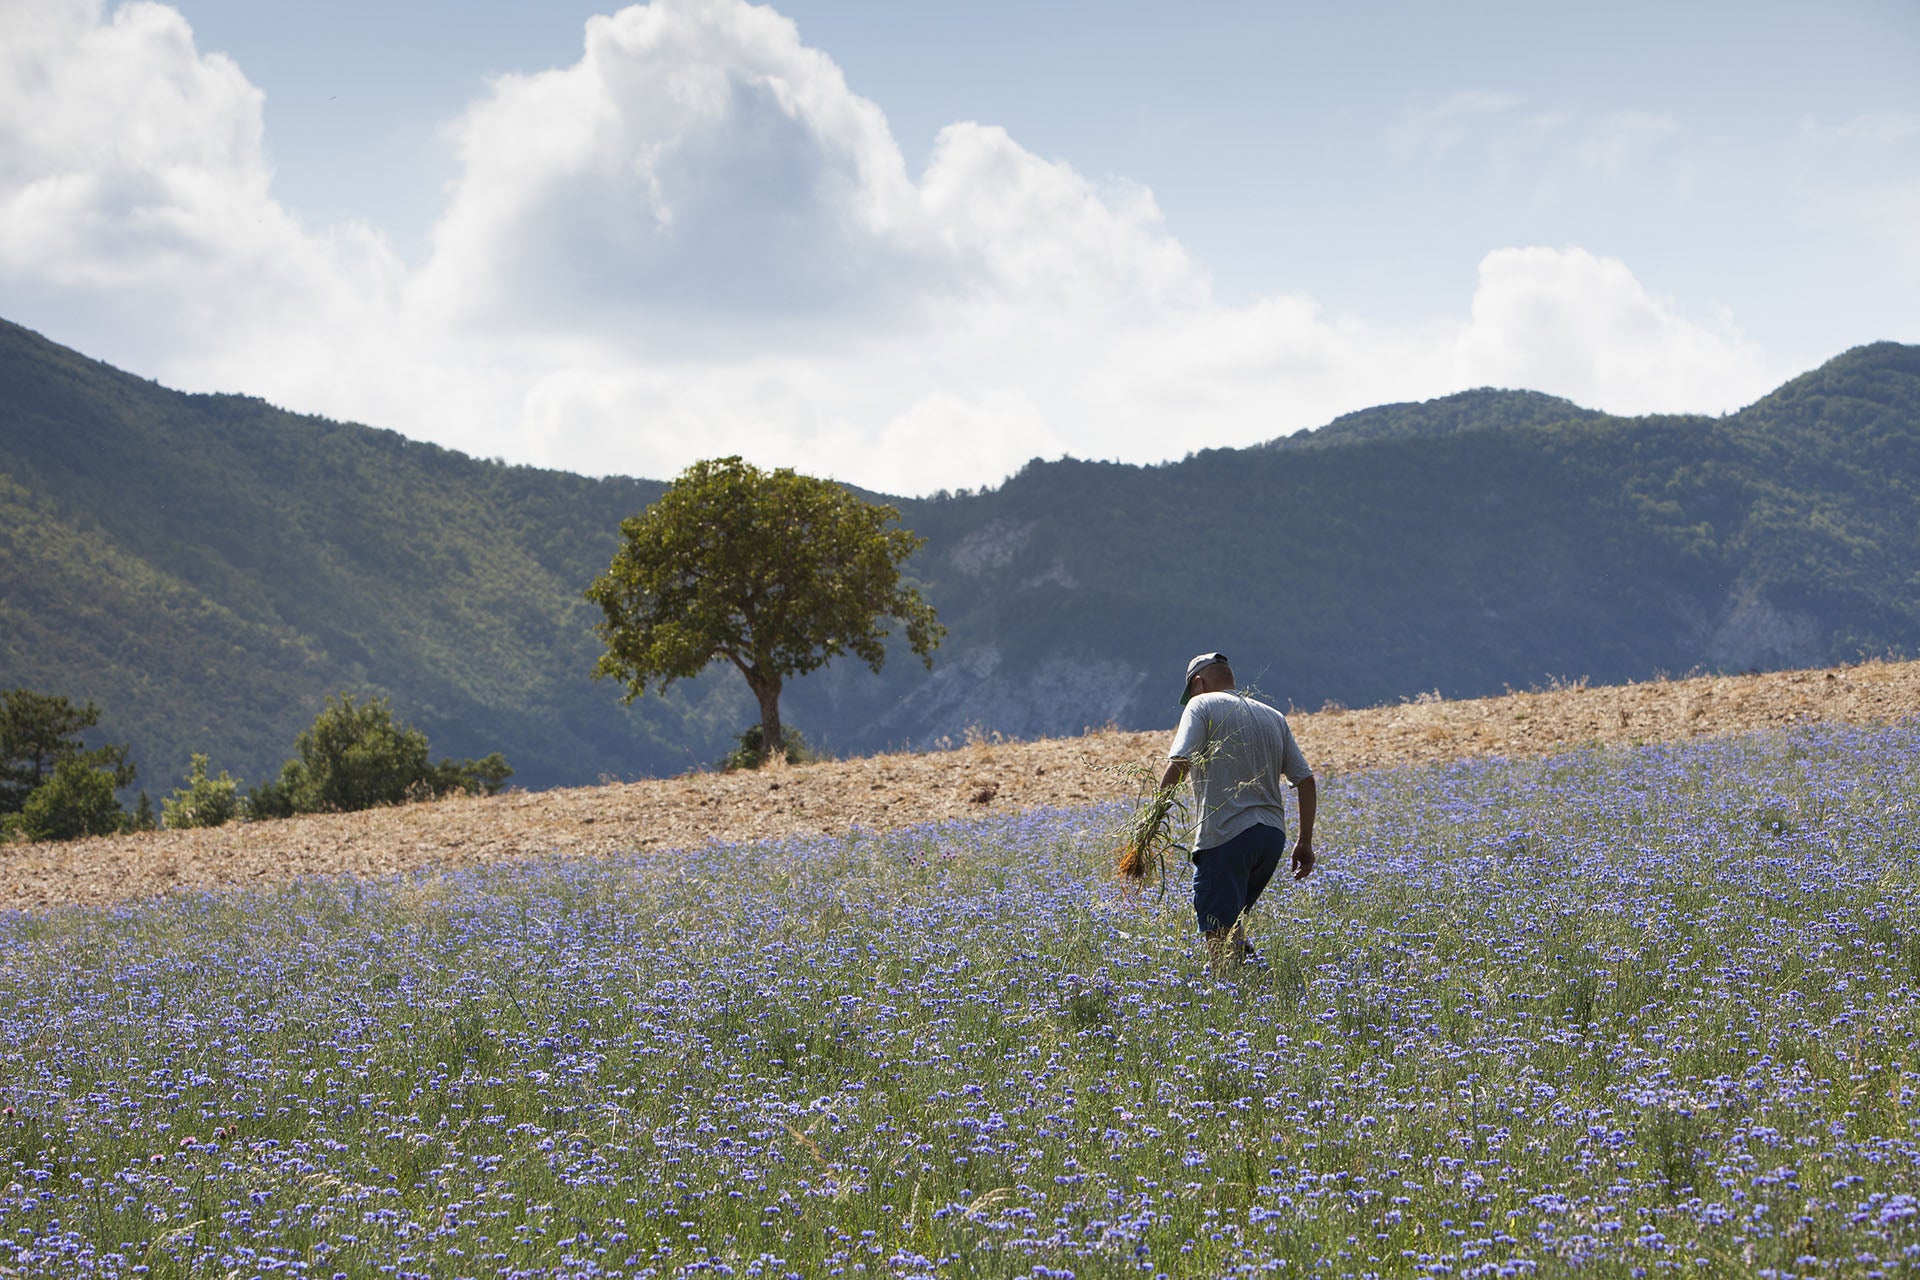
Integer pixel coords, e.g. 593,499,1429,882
3,720,1919,1278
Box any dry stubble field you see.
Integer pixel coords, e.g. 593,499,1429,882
6,659,1919,914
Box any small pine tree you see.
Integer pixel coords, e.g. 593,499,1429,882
1,688,97,813
0,688,133,815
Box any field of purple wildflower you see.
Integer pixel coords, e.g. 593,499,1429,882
3,719,1919,1279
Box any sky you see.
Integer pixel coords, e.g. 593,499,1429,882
3,0,1916,495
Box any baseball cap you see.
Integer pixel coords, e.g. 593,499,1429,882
1180,652,1229,705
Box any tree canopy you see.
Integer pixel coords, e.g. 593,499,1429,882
247,693,513,817
585,456,945,762
1,687,102,812
0,687,137,839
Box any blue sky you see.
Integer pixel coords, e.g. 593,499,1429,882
4,0,1916,493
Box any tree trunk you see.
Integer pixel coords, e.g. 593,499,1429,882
749,672,786,766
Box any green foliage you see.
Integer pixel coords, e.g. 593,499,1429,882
0,317,695,792
0,686,113,813
719,722,814,771
9,752,126,840
437,751,514,797
247,694,514,818
161,753,241,829
5,316,1920,784
587,456,945,760
0,685,137,841
1271,386,1602,449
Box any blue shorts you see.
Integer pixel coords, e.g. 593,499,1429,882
1192,822,1285,933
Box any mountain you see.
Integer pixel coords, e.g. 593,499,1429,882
0,319,740,792
4,317,1917,793
1268,387,1605,449
783,342,1920,746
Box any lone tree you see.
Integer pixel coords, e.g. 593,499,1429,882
586,456,944,763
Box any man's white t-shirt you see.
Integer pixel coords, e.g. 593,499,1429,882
1167,691,1313,854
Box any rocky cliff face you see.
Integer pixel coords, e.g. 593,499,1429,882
872,645,1152,744
788,640,1156,755
1703,587,1823,673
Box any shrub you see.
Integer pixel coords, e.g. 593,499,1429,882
719,723,813,771
429,751,515,798
162,754,241,829
12,754,125,841
247,694,514,818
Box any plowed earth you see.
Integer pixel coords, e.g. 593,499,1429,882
7,659,1919,913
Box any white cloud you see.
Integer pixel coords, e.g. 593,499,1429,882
916,122,1203,315
0,0,404,379
413,0,924,348
0,0,1790,495
413,3,1203,351
1454,246,1769,413
398,0,1214,488
1030,246,1770,459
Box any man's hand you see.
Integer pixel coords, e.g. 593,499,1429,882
1290,834,1315,880
1291,774,1317,879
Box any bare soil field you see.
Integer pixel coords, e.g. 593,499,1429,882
7,659,1918,913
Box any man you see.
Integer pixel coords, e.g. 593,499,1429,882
1159,652,1317,975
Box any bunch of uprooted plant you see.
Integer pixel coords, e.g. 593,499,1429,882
1113,762,1189,887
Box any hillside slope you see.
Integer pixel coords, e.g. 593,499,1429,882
0,319,760,789
8,657,1917,912
814,341,1920,744
4,318,1918,792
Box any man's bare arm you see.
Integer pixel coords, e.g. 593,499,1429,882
1291,774,1317,879
1159,757,1191,792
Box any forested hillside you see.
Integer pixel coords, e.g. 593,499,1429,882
786,342,1920,747
3,316,1916,792
0,319,746,790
